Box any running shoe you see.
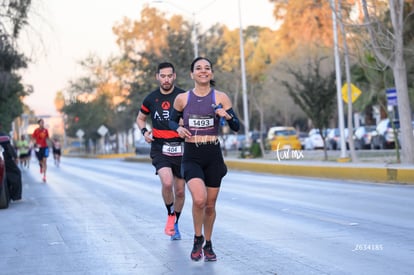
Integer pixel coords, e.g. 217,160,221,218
203,243,217,262
191,235,204,261
170,223,181,241
42,176,46,183
164,214,176,236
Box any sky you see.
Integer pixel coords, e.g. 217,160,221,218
19,0,277,116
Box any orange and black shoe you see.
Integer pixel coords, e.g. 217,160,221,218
203,242,217,262
190,235,204,261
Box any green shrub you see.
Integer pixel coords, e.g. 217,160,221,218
249,142,262,158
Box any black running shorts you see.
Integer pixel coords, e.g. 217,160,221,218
35,147,49,161
150,143,183,179
181,141,227,188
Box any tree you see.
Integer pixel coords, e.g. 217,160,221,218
268,0,360,128
0,74,28,132
218,25,284,144
265,0,345,139
359,0,414,164
62,96,112,153
270,0,336,53
54,90,65,113
113,6,187,112
60,53,134,153
113,6,226,125
0,0,32,131
282,56,337,160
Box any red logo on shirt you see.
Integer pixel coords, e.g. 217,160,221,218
161,101,171,110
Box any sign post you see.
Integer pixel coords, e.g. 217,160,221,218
385,88,400,162
386,88,397,107
76,129,85,153
97,125,108,153
341,83,362,103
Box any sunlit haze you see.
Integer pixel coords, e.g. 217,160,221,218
20,0,277,116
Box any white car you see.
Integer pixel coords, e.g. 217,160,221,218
220,134,246,151
370,119,399,149
304,128,325,150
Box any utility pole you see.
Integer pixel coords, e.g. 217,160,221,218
238,0,249,145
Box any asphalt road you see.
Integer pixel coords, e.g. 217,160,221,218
0,157,413,275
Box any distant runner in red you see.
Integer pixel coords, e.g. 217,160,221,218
136,62,186,240
32,119,50,182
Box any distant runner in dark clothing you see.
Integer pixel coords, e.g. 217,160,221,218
52,138,61,167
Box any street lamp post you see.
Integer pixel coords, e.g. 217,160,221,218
330,0,347,159
191,12,198,58
238,0,249,145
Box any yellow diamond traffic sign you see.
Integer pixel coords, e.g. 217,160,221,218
342,83,362,103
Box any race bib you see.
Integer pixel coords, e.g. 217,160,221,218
188,114,214,128
162,142,183,156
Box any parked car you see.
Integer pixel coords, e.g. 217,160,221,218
222,132,267,151
0,132,22,207
220,134,247,151
304,128,326,150
134,138,151,155
266,126,302,151
327,128,350,150
0,146,10,209
353,125,376,150
370,118,400,149
235,134,247,150
221,134,237,150
250,131,267,143
298,131,309,150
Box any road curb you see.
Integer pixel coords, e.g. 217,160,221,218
224,159,414,185
124,156,152,163
95,153,136,159
65,153,136,159
109,155,414,185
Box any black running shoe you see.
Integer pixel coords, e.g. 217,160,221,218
203,243,217,262
191,235,204,261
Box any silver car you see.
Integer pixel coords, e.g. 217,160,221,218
353,125,376,150
370,119,400,149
